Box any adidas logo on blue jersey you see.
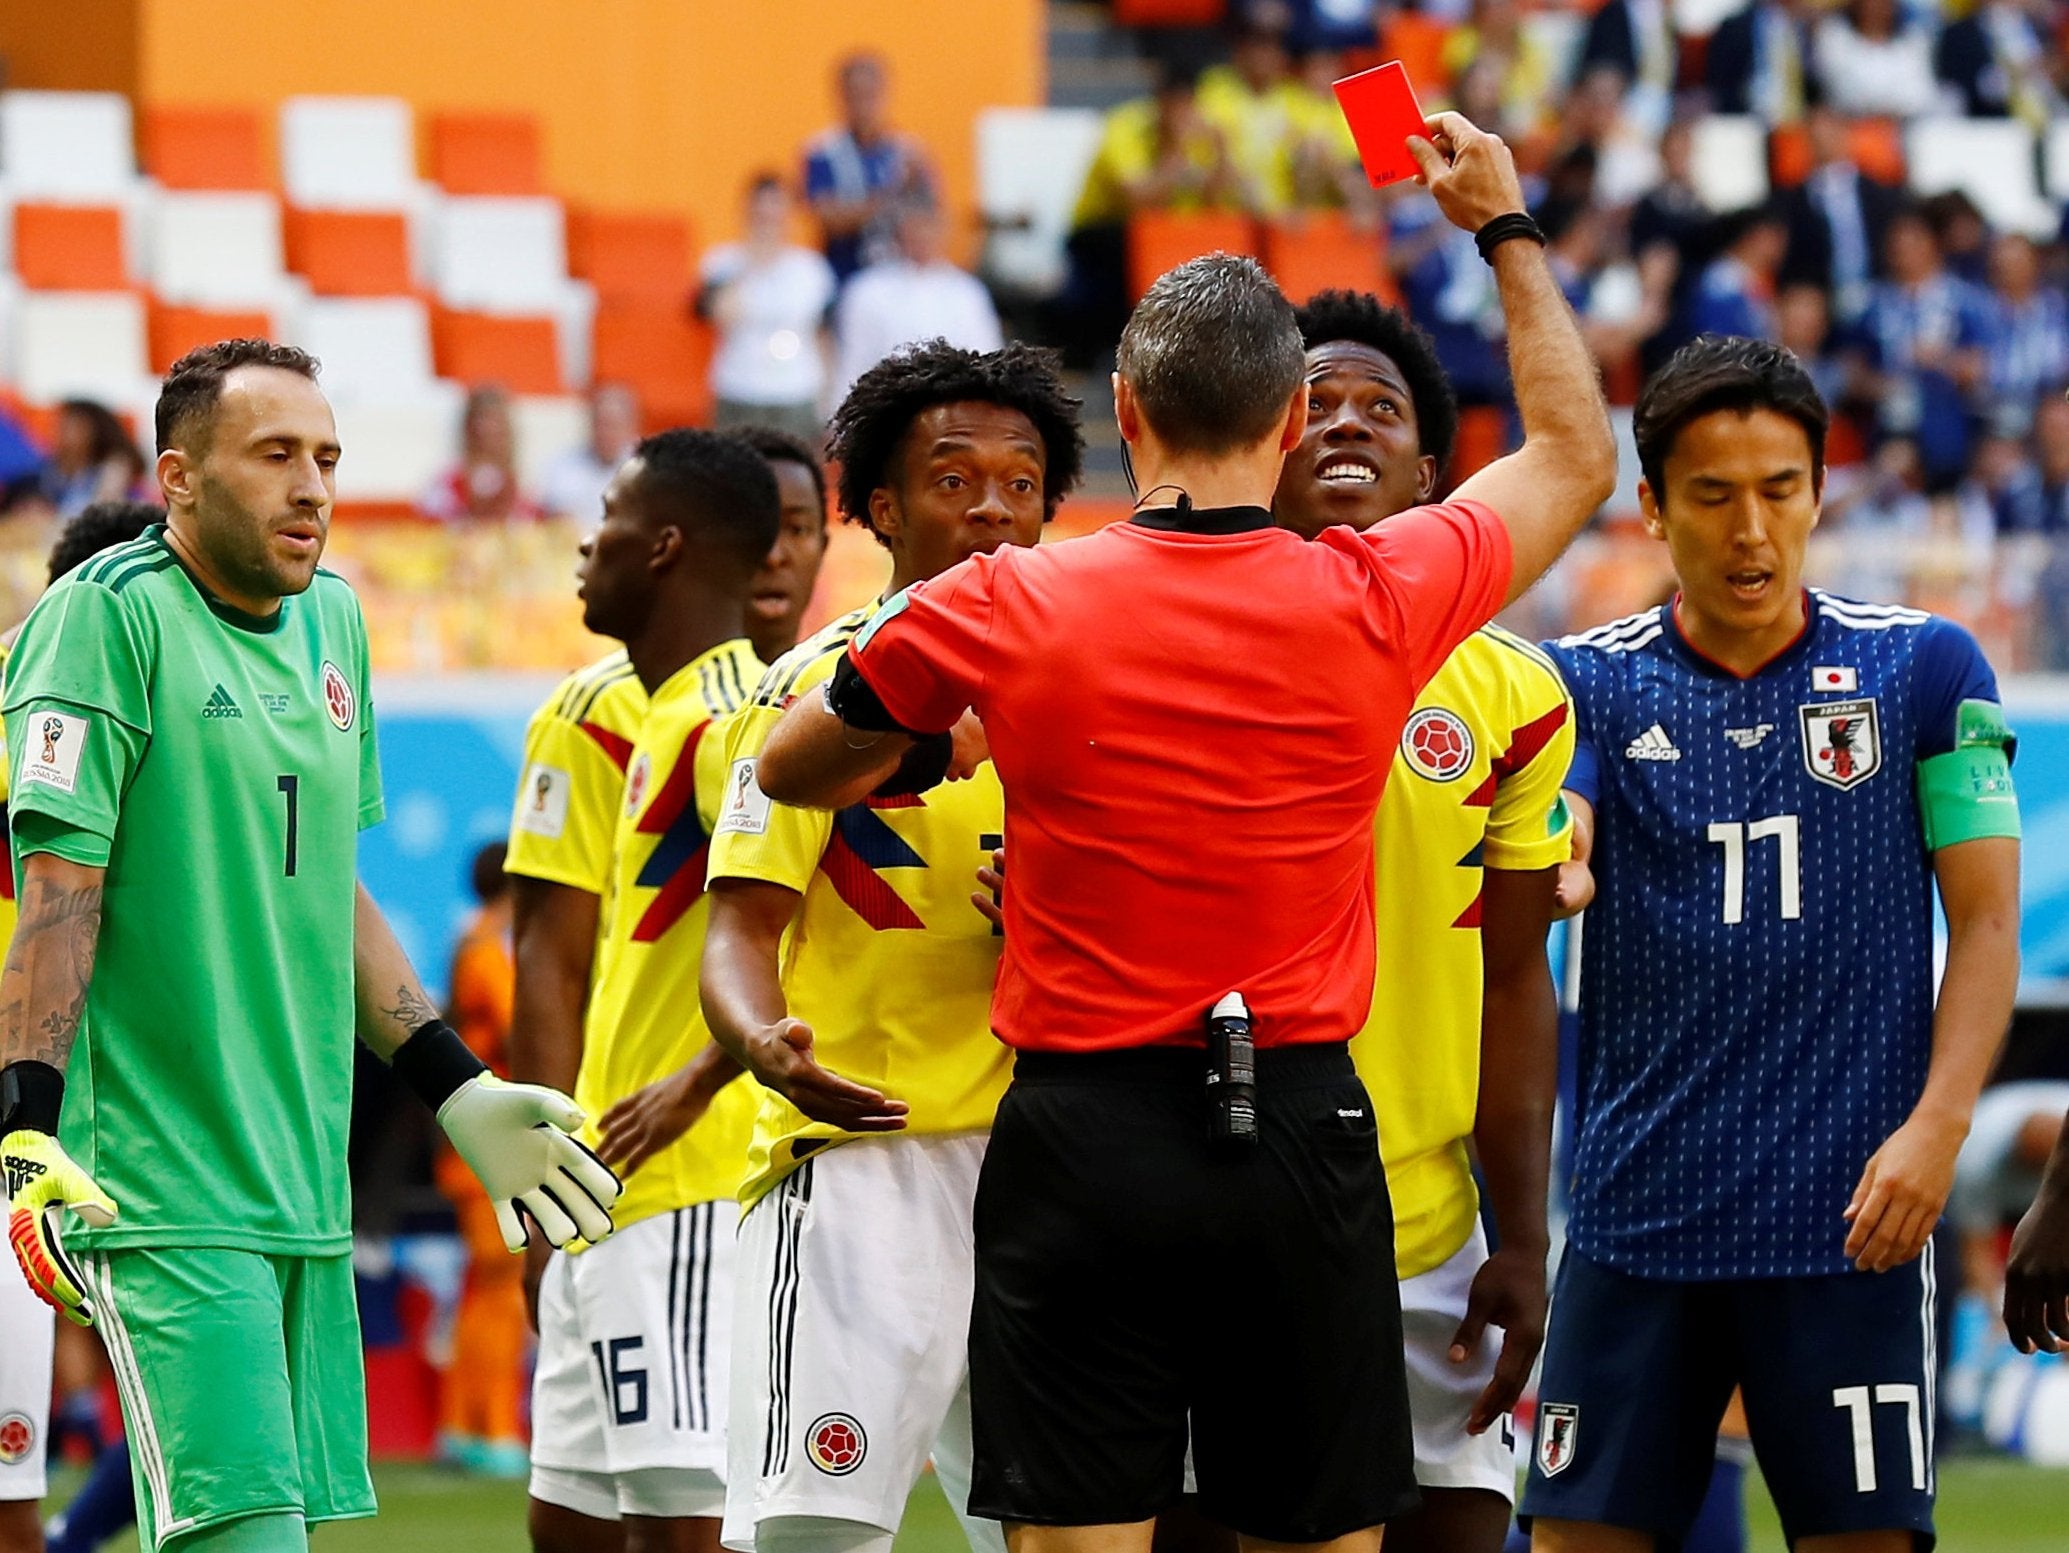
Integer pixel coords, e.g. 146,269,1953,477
1624,723,1680,761
201,684,242,719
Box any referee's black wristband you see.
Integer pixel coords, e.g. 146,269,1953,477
0,1059,64,1136
872,730,956,797
1474,211,1546,264
391,1020,488,1113
827,653,922,736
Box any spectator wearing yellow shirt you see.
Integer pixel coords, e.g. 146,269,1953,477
1441,0,1561,144
1196,5,1300,215
1278,46,1375,220
1059,61,1237,365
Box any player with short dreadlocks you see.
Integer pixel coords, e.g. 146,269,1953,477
703,339,1080,1553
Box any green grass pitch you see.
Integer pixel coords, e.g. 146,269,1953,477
50,1455,2069,1550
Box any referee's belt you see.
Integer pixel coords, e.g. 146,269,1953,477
1009,1041,1352,1088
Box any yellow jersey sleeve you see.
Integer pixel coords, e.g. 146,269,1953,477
706,624,853,894
0,638,15,949
1480,630,1578,874
505,653,647,895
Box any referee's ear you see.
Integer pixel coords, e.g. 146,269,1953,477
1277,386,1309,453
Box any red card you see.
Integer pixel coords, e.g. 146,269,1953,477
1331,62,1429,189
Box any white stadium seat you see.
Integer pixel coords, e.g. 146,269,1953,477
328,385,466,503
1689,116,1771,213
0,91,136,198
2044,118,2069,206
1906,117,2056,239
513,394,588,499
293,296,438,400
430,196,594,388
149,192,296,308
280,96,418,210
8,290,151,405
976,107,1104,297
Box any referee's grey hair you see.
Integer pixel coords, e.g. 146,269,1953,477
1117,254,1304,457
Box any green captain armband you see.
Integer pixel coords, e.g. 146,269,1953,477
1917,699,2020,850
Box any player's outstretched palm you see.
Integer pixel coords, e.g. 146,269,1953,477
438,1076,623,1252
1844,1110,1964,1272
598,1069,715,1180
3,1128,117,1327
749,1017,910,1133
1450,1244,1547,1434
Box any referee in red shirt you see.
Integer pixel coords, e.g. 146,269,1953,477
756,114,1614,1553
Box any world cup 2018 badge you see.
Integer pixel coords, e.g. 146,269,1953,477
1799,698,1882,790
1537,1403,1579,1477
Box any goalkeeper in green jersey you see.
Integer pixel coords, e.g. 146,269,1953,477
0,339,622,1553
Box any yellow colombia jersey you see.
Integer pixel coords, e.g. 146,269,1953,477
708,607,1010,1210
506,650,651,897
578,638,766,1230
1355,625,1575,1279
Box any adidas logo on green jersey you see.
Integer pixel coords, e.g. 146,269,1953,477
202,684,242,719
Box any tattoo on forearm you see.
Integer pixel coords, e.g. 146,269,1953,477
381,982,439,1035
1,877,104,1068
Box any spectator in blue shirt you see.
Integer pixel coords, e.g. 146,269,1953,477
802,51,938,286
1852,206,1993,489
1681,205,1788,343
1984,233,2069,435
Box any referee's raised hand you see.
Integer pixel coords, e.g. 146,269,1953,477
746,1017,911,1131
1406,110,1527,234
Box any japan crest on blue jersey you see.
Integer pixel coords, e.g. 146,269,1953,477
1546,592,2007,1281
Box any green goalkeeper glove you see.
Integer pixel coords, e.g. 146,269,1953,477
3,1062,118,1327
392,1020,621,1251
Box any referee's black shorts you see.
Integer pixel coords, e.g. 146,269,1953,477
967,1042,1417,1541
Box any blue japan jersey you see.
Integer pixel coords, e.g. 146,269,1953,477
1547,592,2004,1280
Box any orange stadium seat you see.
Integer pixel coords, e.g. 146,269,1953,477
1112,0,1227,23
148,301,275,373
13,204,127,290
1262,214,1397,306
1378,10,1454,102
1127,210,1258,303
432,307,565,394
1450,406,1511,486
143,106,269,190
284,208,414,295
592,300,713,430
1770,118,1905,188
566,209,694,304
428,111,545,195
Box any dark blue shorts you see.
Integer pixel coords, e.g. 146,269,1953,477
1520,1245,1941,1550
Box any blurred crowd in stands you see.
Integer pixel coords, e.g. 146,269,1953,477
7,0,2069,664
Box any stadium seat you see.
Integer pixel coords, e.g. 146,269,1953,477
284,208,414,296
12,204,129,290
1126,210,1258,303
0,91,136,198
976,107,1105,298
295,297,439,399
1112,0,1226,25
7,291,151,406
513,394,588,495
328,388,466,502
1377,11,1453,101
566,209,693,304
150,193,292,308
148,301,276,374
1905,118,2055,239
1769,118,1905,189
1689,116,1770,212
280,96,419,209
432,308,566,395
2044,119,2069,205
430,196,571,311
1451,406,1511,486
427,112,545,196
591,300,713,430
142,105,269,191
1262,214,1396,306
